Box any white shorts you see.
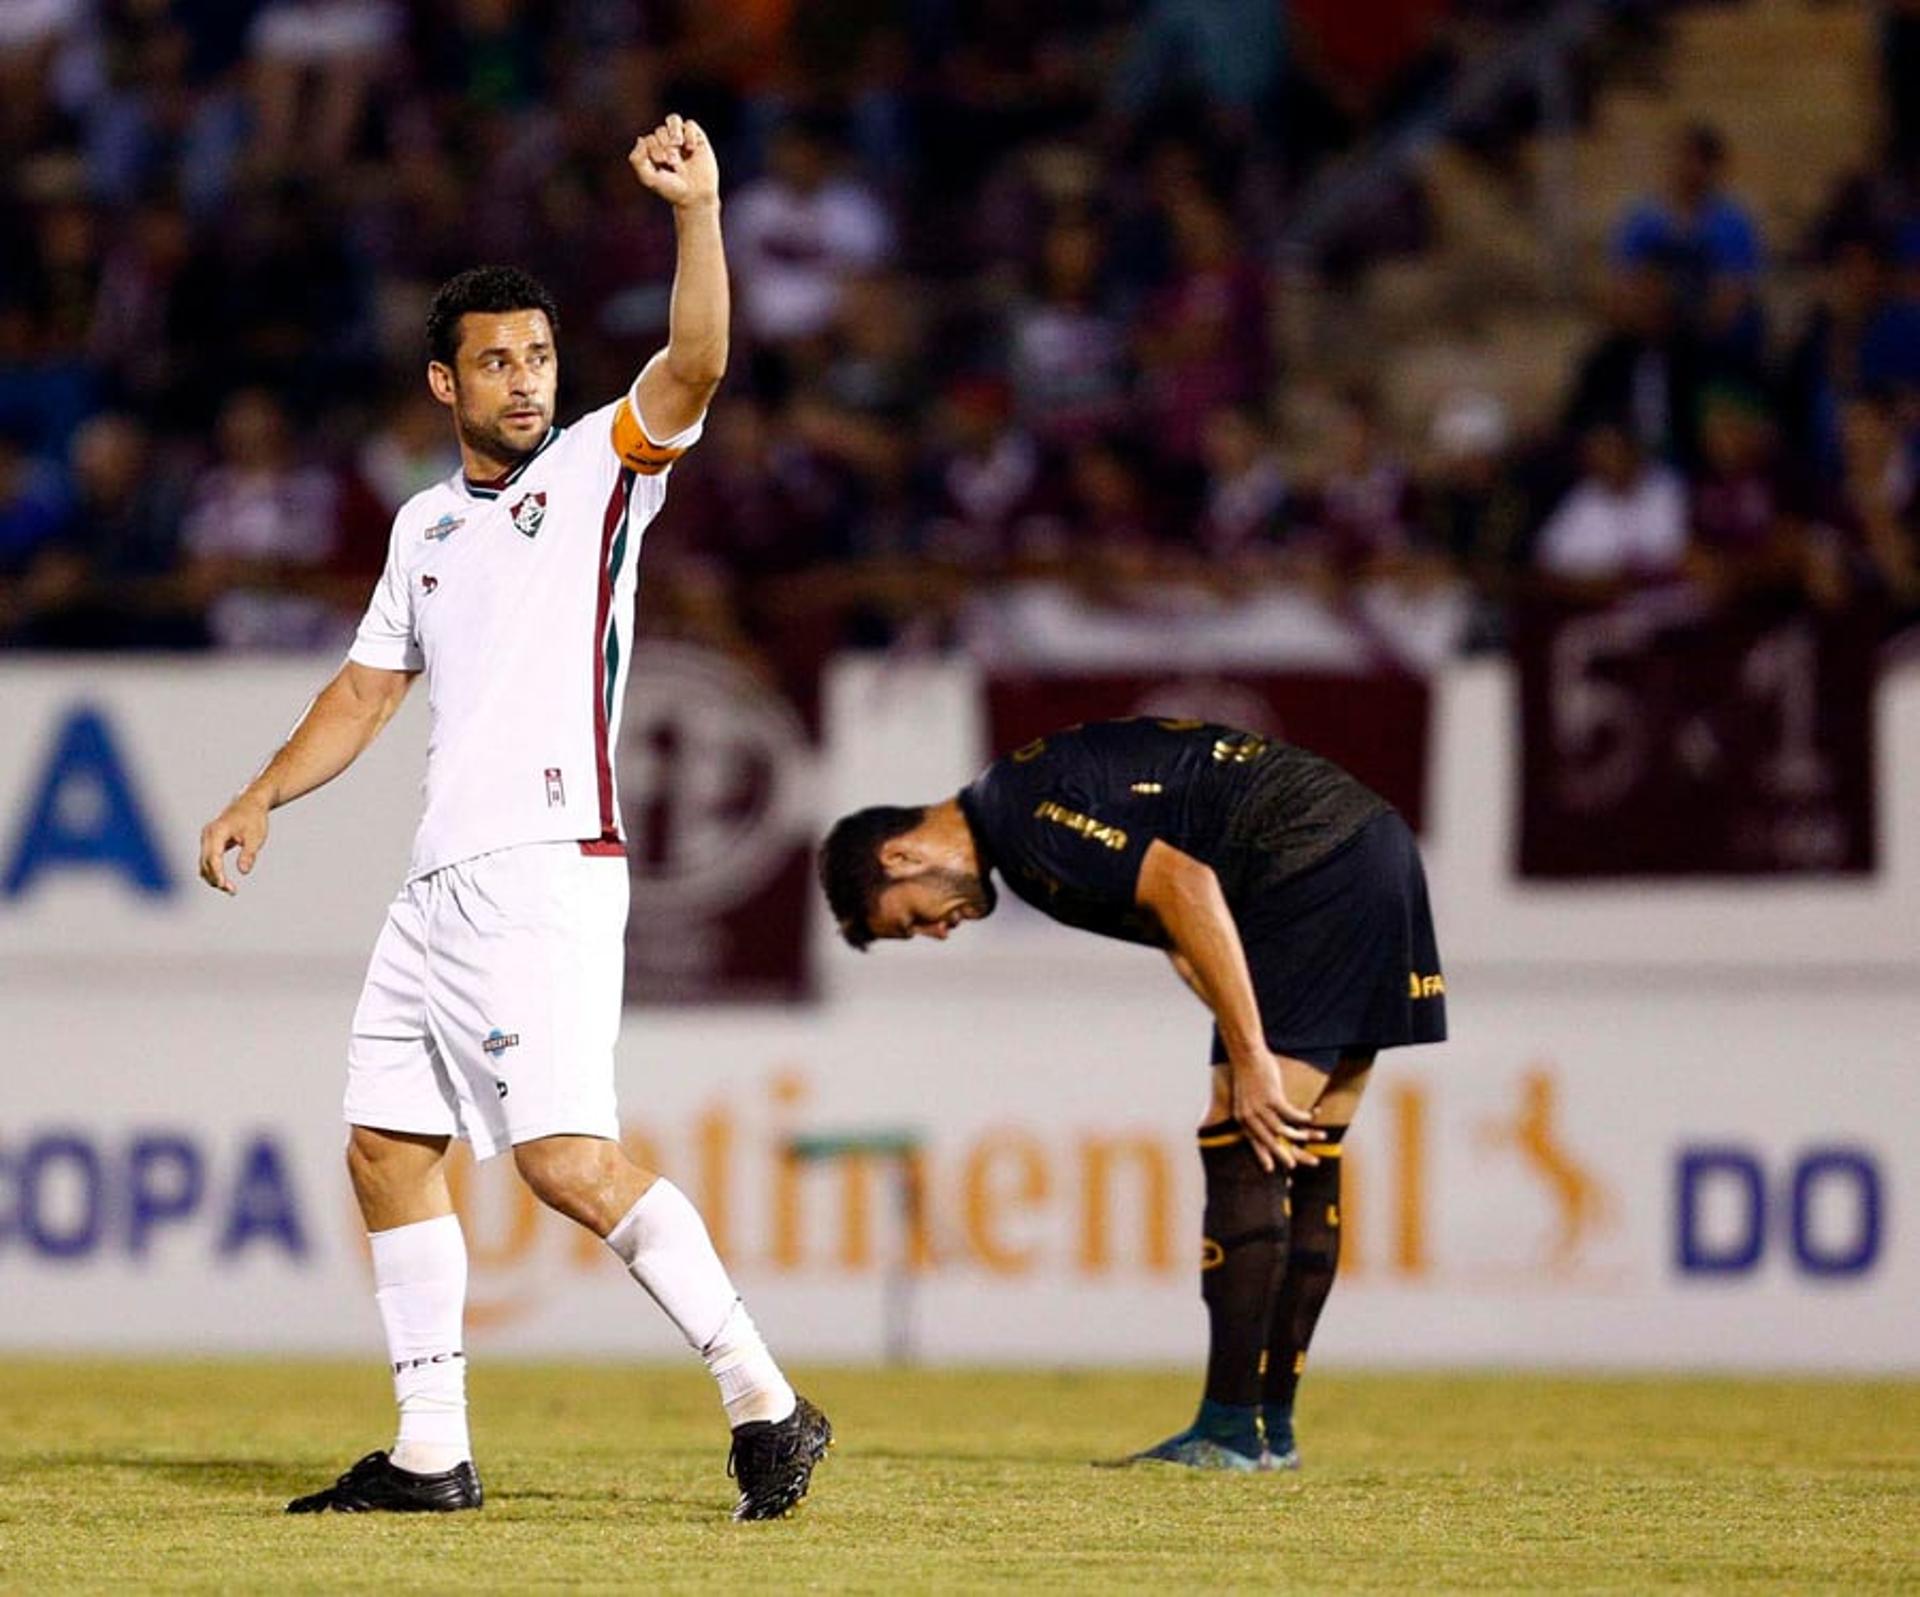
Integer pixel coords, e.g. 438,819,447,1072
345,842,629,1160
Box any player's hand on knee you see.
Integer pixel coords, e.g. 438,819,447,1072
1231,1051,1321,1173
198,797,269,895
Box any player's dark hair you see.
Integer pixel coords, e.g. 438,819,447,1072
818,805,929,951
426,266,560,367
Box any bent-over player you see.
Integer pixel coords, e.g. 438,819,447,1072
198,117,830,1520
818,718,1445,1470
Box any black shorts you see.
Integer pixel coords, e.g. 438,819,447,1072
1209,809,1447,1072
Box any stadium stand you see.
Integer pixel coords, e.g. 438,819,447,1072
0,0,1914,662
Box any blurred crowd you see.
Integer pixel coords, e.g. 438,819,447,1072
1,0,1918,666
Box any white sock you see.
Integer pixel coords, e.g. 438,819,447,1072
370,1213,471,1473
702,1301,797,1427
605,1180,797,1427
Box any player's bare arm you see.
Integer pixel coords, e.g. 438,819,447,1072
1136,840,1320,1172
197,661,415,894
629,114,727,440
1167,949,1209,1004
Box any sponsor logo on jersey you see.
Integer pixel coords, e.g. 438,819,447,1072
482,1028,520,1056
1033,800,1129,851
424,513,464,542
510,492,547,538
420,573,438,594
1211,732,1270,765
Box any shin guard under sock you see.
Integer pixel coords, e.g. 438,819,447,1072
1262,1124,1347,1449
1196,1120,1290,1447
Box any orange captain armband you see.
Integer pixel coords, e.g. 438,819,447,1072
609,395,690,476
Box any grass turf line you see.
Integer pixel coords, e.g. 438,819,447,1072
0,1364,1914,1592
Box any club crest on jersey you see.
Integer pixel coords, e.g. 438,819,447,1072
510,492,547,539
424,512,463,542
420,573,438,594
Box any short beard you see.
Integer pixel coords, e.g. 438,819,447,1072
457,404,546,468
922,866,997,920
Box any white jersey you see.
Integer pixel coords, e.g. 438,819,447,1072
349,367,701,880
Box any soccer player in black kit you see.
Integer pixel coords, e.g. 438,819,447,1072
818,718,1446,1470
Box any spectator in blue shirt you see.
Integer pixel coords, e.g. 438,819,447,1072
0,426,68,557
0,426,74,640
1783,228,1920,483
1612,122,1766,364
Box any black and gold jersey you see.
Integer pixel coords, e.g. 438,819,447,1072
957,718,1390,947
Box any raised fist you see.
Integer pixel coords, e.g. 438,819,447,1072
629,114,719,209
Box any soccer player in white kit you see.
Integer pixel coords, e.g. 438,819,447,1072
196,116,830,1522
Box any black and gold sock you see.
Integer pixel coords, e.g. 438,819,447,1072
1197,1120,1289,1416
1261,1123,1347,1450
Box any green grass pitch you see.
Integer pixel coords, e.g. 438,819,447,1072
1,1363,1914,1592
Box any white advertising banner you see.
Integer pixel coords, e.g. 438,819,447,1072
3,972,1913,1369
1,658,1915,1367
6,657,1920,980
0,659,424,973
